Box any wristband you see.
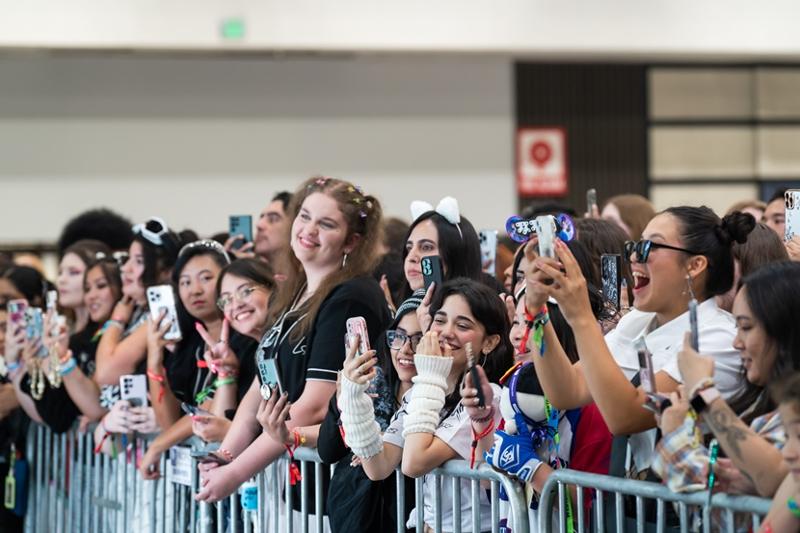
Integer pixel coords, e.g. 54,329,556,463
690,387,721,414
471,405,495,425
213,376,237,388
146,370,166,403
470,419,495,469
105,319,125,331
216,369,239,379
59,358,78,376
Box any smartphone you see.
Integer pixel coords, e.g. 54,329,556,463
346,316,370,356
45,290,58,314
120,374,148,407
601,254,622,310
229,215,253,250
535,215,556,258
421,255,444,291
467,344,485,408
190,449,231,466
146,285,182,341
689,299,699,351
258,358,284,400
586,188,598,216
181,402,213,418
636,338,656,394
7,300,28,330
785,190,800,243
479,230,498,276
24,308,48,357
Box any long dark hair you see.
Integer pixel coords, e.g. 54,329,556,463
401,210,482,298
132,218,182,289
729,261,800,424
428,278,514,414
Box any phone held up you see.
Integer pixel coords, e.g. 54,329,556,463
229,215,253,251
478,230,498,276
146,285,182,341
421,255,444,291
345,316,370,357
637,338,669,414
586,188,598,216
258,358,285,402
601,254,622,311
120,374,148,408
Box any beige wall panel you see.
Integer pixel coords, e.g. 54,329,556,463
650,183,758,214
756,69,800,119
649,69,752,119
757,127,800,178
650,127,754,178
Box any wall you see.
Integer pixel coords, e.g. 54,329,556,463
0,55,513,245
1,0,800,60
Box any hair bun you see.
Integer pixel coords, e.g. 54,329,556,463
718,211,756,245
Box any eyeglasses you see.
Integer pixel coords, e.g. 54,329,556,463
132,217,170,247
624,240,701,264
386,330,423,351
179,239,231,264
217,284,262,311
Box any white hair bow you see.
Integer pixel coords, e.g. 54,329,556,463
409,197,461,225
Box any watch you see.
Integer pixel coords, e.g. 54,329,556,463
690,387,721,413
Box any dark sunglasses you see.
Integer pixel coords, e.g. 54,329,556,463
624,240,701,264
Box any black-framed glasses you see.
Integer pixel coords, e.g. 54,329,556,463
624,240,701,264
386,330,422,351
217,284,261,311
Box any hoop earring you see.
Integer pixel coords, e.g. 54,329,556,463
342,253,348,269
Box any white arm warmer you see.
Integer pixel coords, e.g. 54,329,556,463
339,376,383,459
402,354,453,437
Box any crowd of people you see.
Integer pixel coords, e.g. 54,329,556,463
0,179,799,532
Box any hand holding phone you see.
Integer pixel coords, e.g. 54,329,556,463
258,358,284,401
345,317,370,357
146,285,182,341
181,402,213,418
229,215,253,251
421,255,444,291
190,449,231,466
466,343,485,408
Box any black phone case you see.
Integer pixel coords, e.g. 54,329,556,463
421,256,444,290
601,254,622,310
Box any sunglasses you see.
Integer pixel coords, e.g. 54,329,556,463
132,217,170,247
624,240,701,264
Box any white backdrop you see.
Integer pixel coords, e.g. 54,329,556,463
0,55,514,244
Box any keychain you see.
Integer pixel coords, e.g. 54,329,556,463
30,361,45,400
4,444,16,510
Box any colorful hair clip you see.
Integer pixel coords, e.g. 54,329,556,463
359,210,367,219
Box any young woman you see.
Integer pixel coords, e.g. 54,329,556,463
339,278,513,532
10,240,110,431
57,255,123,423
94,216,180,389
191,258,276,444
403,197,482,296
93,217,180,452
140,240,263,479
196,176,390,504
654,260,800,498
524,208,754,474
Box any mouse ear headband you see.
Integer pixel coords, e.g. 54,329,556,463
410,196,462,239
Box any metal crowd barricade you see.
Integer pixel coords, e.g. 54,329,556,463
539,469,772,533
24,421,530,533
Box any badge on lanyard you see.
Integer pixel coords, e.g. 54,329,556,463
4,445,15,510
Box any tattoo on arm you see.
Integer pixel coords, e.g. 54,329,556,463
704,407,748,460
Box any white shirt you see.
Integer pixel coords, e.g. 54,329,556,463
603,298,742,469
384,384,502,533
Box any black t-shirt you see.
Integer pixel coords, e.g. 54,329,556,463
256,276,391,402
23,326,99,433
163,331,258,406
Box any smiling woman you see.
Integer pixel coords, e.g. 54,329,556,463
195,176,392,518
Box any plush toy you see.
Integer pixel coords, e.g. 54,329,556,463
485,362,572,484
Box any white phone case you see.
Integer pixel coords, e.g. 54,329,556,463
784,189,800,242
479,230,498,276
146,285,182,341
120,374,148,407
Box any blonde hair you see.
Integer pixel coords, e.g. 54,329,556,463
605,194,656,240
271,176,383,340
726,199,766,217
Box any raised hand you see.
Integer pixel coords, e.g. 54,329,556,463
196,320,239,376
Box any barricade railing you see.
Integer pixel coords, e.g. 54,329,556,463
538,468,772,533
23,421,528,533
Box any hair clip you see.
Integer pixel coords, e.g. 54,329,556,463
358,210,367,219
353,197,362,205
355,185,364,195
366,200,373,209
315,177,330,187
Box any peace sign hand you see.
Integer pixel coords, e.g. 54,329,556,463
534,239,594,328
196,320,239,376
